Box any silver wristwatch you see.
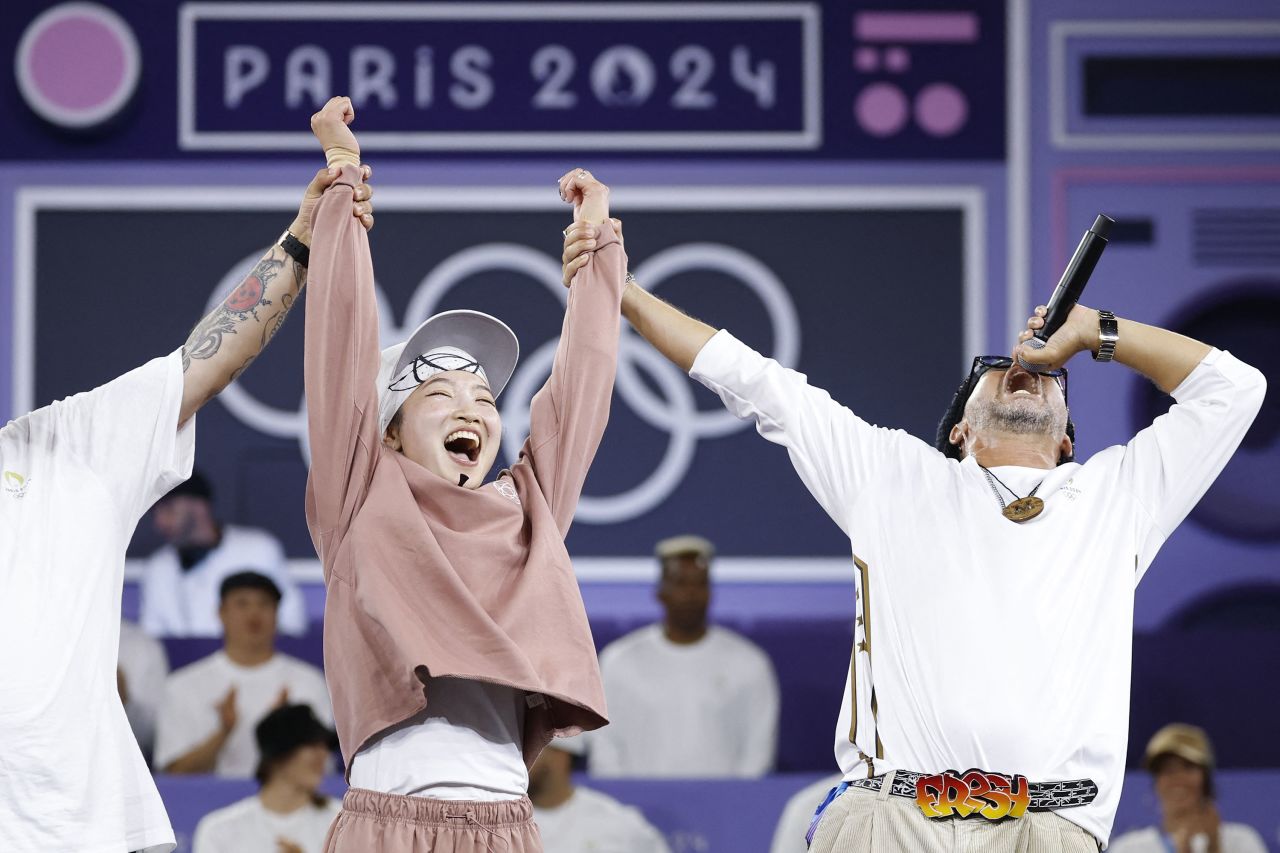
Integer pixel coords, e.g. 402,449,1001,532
1093,310,1118,362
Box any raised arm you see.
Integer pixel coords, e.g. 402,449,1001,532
562,226,927,534
1020,302,1265,569
570,219,718,371
178,159,372,426
1015,302,1211,393
519,170,627,531
302,98,382,545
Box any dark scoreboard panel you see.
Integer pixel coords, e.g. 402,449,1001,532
6,0,1006,159
31,198,967,558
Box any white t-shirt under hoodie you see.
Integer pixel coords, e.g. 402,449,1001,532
0,351,194,853
590,624,780,778
193,794,341,853
690,331,1266,848
348,677,528,801
154,650,333,777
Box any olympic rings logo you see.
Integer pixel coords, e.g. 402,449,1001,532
205,241,799,523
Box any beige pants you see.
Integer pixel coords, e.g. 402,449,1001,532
322,788,542,853
809,773,1100,853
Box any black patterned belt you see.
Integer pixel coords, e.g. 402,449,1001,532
846,768,1098,821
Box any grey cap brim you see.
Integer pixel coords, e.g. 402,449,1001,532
376,309,519,433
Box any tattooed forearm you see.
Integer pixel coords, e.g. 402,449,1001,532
179,243,306,423
260,292,297,348
182,256,286,371
181,306,237,372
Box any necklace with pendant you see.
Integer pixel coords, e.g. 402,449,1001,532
981,466,1046,523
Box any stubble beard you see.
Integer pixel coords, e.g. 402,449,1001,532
969,396,1066,436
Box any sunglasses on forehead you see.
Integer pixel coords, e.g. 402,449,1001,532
967,355,1069,403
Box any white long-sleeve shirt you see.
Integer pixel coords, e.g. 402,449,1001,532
140,525,307,637
690,331,1265,847
590,624,779,778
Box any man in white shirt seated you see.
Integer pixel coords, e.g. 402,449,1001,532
531,735,670,852
589,535,780,778
770,774,843,853
118,618,170,763
193,703,341,853
154,572,332,777
1109,724,1266,853
140,469,307,637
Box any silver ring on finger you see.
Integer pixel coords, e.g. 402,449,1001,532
562,227,571,237
577,170,588,178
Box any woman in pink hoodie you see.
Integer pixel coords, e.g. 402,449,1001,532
303,97,625,852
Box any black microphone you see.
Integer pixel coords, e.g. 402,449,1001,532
1019,214,1114,372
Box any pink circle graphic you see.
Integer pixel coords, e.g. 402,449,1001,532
854,47,880,73
855,82,909,138
885,47,910,73
16,2,139,128
915,83,969,138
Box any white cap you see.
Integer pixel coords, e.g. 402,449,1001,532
376,309,519,435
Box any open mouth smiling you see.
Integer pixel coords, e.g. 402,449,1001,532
1004,370,1040,397
444,429,482,465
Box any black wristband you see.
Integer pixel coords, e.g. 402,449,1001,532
280,231,310,268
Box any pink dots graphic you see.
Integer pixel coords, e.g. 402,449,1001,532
915,83,969,137
885,47,911,73
855,82,909,137
854,46,880,73
16,2,140,129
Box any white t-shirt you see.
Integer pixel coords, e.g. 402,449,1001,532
770,774,843,853
119,617,170,760
590,624,780,778
349,677,528,801
534,786,671,853
690,332,1266,847
1107,823,1268,853
141,524,308,637
0,351,193,853
154,650,333,777
192,794,341,853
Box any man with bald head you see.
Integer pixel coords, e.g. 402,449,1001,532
562,226,1265,852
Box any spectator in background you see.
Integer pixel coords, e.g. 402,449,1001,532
155,572,331,777
193,703,340,853
141,469,308,636
117,618,169,763
530,736,670,853
1109,724,1266,853
590,535,779,778
770,774,843,853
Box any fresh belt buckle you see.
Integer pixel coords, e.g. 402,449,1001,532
910,768,1099,821
914,769,1030,821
